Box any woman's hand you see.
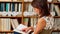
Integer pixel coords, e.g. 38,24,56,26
22,27,34,32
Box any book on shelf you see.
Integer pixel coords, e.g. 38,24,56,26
54,18,60,30
54,5,60,16
0,18,11,31
28,4,33,12
23,18,29,26
52,32,59,34
11,3,15,12
6,3,10,12
15,3,17,12
52,0,58,2
0,3,5,11
30,18,34,26
19,3,22,12
30,18,37,28
10,19,19,29
24,4,29,12
50,4,58,16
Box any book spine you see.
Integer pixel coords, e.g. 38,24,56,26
12,3,15,12
15,3,17,12
6,3,10,12
19,3,22,12
1,3,4,11
28,4,33,12
23,18,29,26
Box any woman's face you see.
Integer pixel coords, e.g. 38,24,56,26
33,8,41,15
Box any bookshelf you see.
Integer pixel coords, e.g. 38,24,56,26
0,0,60,34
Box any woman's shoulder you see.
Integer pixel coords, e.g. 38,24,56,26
38,17,46,23
38,16,54,23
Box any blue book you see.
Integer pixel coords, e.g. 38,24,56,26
6,3,10,12
1,3,4,11
0,3,1,11
12,3,15,12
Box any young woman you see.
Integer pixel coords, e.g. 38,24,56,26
22,0,54,34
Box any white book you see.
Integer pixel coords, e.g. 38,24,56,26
28,4,33,12
34,18,37,28
13,24,32,34
0,18,2,31
19,3,22,12
10,19,19,29
54,5,60,16
11,3,12,12
15,3,17,12
1,18,11,31
7,18,11,31
8,3,10,12
30,18,34,26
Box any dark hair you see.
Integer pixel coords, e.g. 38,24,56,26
31,0,50,17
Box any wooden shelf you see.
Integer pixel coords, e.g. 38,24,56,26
0,16,22,18
54,16,60,18
52,30,60,32
21,2,60,4
48,2,60,4
23,16,60,18
23,16,39,18
0,1,23,3
0,16,58,18
0,31,13,33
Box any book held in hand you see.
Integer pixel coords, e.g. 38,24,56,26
13,24,32,34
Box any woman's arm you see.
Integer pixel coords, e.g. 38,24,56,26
34,18,46,34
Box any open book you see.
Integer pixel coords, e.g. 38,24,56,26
13,24,32,34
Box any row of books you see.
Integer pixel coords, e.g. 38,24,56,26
0,18,20,31
0,18,60,31
53,18,60,30
24,4,34,12
52,32,60,34
0,18,38,31
49,4,60,16
0,3,22,12
23,18,38,27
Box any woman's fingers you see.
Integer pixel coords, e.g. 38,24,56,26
22,28,27,32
